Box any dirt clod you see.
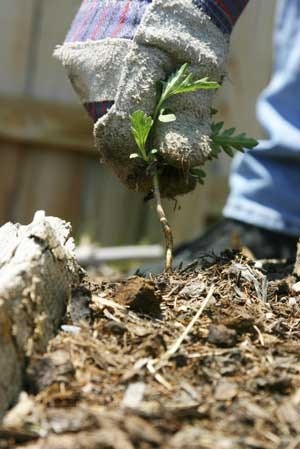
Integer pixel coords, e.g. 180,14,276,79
114,277,162,316
207,324,237,347
224,312,255,334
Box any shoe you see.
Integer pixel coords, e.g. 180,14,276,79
139,218,298,274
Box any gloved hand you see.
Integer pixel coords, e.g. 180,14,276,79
56,0,229,197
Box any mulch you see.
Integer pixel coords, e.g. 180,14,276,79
1,252,300,449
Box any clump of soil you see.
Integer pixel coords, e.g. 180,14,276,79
1,252,300,449
114,277,162,316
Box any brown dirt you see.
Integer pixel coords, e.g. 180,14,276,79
1,252,300,449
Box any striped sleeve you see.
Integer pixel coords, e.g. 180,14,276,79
193,0,249,34
65,0,151,43
66,0,248,43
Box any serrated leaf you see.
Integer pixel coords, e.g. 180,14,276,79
190,167,207,184
214,134,258,149
211,121,224,134
163,63,189,94
173,78,220,95
130,110,154,160
190,167,206,178
223,128,235,137
211,121,258,159
222,145,234,157
160,64,219,105
210,144,221,160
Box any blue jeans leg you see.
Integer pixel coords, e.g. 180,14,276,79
223,0,300,236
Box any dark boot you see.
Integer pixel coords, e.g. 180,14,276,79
174,218,298,262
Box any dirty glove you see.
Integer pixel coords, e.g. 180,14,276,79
55,1,245,196
95,1,229,196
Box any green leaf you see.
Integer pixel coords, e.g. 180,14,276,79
210,142,222,158
222,128,235,137
211,121,258,159
161,63,189,99
190,167,207,184
211,121,224,134
222,145,234,157
191,167,206,177
173,77,220,95
130,110,154,160
160,64,220,105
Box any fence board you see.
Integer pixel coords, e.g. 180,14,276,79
11,147,86,231
9,1,87,231
0,145,23,223
0,95,93,152
31,0,81,103
0,1,35,227
79,161,146,246
0,0,35,95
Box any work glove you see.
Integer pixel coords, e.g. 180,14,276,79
55,0,230,197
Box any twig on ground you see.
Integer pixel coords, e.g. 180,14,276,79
254,325,265,346
157,285,214,367
92,295,127,312
147,286,215,383
147,359,172,390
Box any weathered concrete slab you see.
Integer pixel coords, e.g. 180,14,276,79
0,211,79,417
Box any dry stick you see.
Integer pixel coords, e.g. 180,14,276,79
147,360,172,390
153,171,173,271
147,285,215,388
157,285,214,368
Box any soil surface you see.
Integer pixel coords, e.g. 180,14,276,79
1,252,300,449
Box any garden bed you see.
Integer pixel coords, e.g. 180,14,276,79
1,252,300,449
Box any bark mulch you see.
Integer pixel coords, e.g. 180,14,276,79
1,252,300,449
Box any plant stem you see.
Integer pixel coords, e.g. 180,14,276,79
152,171,173,271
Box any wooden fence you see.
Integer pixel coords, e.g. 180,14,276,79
0,0,276,247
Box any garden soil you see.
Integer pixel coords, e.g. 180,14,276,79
1,252,300,449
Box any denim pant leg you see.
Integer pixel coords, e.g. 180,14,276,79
223,0,300,236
